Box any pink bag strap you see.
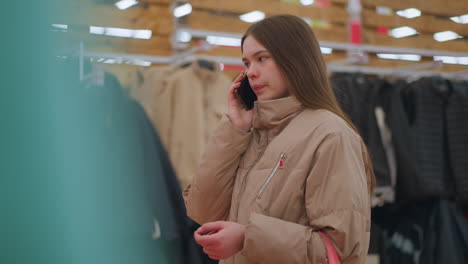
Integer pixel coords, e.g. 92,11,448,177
318,232,341,264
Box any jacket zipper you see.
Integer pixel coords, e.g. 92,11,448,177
257,152,286,199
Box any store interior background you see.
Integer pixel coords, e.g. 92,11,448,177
2,1,467,264
56,0,468,84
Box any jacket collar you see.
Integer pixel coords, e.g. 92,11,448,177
252,96,304,131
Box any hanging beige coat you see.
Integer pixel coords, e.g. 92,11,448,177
128,65,179,144
129,61,230,188
184,96,372,264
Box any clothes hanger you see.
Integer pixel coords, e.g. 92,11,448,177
196,58,216,71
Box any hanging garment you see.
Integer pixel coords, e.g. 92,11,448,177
369,79,397,205
331,73,375,141
389,77,454,201
152,60,230,188
128,61,231,188
368,222,382,255
331,73,394,205
97,68,216,264
127,65,180,146
373,199,468,264
55,59,196,264
371,201,432,264
446,81,468,205
49,67,184,264
134,100,216,264
88,72,188,264
419,199,468,264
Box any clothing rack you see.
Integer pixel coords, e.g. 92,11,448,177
84,51,468,81
84,27,468,81
183,28,468,58
327,64,468,81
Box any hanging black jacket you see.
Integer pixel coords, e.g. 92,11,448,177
331,73,392,188
446,81,468,206
55,60,212,264
389,77,454,201
420,199,468,264
371,201,432,264
137,104,217,264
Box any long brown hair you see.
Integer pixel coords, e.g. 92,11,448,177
241,15,375,194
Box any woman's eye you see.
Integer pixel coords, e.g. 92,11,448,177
259,57,267,62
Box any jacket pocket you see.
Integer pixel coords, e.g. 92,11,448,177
257,152,286,199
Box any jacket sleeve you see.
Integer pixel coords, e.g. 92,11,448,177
183,115,252,224
240,132,371,264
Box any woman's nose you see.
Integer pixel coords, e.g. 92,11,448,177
246,67,258,80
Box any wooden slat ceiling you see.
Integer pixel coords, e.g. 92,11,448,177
59,0,468,73
187,9,468,52
359,0,468,17
189,0,349,24
329,0,468,17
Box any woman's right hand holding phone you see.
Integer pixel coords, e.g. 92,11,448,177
227,71,254,132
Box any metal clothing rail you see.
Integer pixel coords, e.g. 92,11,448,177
84,50,468,81
84,51,244,65
85,51,174,64
183,29,468,80
84,27,468,80
327,64,468,81
183,29,468,58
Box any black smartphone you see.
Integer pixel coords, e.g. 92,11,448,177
235,76,257,110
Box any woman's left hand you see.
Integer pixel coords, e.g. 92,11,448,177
194,221,246,260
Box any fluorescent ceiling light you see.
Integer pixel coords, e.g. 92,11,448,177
90,26,105,35
450,14,468,24
300,0,314,6
401,55,422,61
240,11,265,23
174,3,192,18
396,8,421,19
176,30,192,42
103,59,118,64
302,17,312,25
390,26,418,38
206,36,241,47
93,57,152,66
377,53,421,61
376,6,392,16
106,27,133,38
127,59,152,67
434,56,457,64
433,31,461,42
134,60,152,67
89,26,152,39
434,56,468,65
52,24,68,29
115,0,138,10
320,47,333,54
377,54,399,60
133,30,152,39
460,57,468,65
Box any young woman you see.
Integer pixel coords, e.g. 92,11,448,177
183,15,375,264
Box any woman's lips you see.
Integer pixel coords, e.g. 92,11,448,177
252,84,265,92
